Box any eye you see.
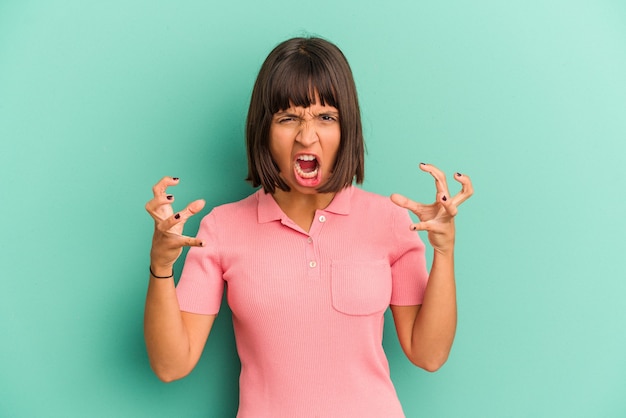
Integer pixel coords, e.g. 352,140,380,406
320,114,338,122
275,114,299,124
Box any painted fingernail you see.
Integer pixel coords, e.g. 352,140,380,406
456,172,462,177
420,162,426,166
172,177,179,181
166,195,173,200
174,213,181,219
442,195,447,202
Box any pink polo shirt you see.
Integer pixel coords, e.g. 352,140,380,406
176,186,428,418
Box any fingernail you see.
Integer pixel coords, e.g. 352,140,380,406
442,195,447,202
456,172,462,177
199,241,204,247
420,162,426,166
174,213,181,219
172,177,179,181
166,195,173,200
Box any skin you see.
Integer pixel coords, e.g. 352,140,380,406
144,178,211,381
143,104,473,381
269,100,341,232
390,164,473,371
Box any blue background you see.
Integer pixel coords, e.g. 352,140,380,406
1,1,625,416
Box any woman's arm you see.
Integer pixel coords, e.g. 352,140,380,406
144,273,216,382
390,164,473,371
143,176,214,382
390,250,455,372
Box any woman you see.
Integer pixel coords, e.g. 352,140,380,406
144,37,473,417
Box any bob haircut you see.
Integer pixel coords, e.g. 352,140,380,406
245,37,364,194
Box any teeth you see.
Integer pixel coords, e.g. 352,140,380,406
295,155,319,179
295,165,318,178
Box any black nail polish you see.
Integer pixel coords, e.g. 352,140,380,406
166,195,173,200
172,177,179,181
442,195,447,202
174,213,180,219
456,172,462,177
420,162,426,166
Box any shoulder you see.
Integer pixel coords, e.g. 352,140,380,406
212,190,259,214
349,186,385,203
199,190,259,227
349,187,404,215
339,187,411,233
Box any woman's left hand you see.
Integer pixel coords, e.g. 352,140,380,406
391,163,473,255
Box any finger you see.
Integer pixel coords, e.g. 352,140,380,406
178,234,205,248
390,193,426,216
183,235,204,247
157,199,206,232
410,221,439,233
419,163,449,196
145,194,176,222
146,177,180,219
145,192,175,211
451,172,474,207
153,232,204,256
187,198,206,215
151,176,180,199
439,192,458,217
410,217,455,233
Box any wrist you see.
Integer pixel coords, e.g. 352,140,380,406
149,265,174,279
433,247,455,259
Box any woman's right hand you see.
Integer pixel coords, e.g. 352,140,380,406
145,177,206,273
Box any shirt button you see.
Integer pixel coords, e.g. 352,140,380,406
309,261,317,268
307,237,313,244
318,215,326,223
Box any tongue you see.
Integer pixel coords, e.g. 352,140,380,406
298,160,317,173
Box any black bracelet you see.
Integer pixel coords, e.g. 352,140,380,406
149,266,174,279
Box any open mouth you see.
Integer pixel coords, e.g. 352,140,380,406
294,155,319,179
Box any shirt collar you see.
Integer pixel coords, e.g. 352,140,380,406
257,186,352,223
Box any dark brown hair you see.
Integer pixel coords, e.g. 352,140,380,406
245,37,364,193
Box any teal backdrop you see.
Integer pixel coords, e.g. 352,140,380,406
1,1,625,417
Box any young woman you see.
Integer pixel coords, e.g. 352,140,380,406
144,37,473,417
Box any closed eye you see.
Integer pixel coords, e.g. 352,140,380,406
276,114,299,124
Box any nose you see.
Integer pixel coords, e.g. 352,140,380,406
295,119,319,147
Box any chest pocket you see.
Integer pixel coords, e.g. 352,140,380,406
331,260,392,316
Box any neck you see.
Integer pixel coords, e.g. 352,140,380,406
272,188,336,232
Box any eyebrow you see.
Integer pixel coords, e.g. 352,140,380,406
273,110,298,117
273,109,339,118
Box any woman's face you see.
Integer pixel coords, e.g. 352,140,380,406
269,98,340,195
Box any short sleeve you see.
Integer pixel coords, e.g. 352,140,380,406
175,211,225,315
389,206,429,306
